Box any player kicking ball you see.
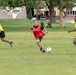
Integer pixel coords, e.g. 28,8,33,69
31,20,47,53
0,24,13,47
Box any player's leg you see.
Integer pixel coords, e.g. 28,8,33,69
36,36,45,53
0,31,13,47
39,41,44,50
36,39,44,49
1,38,13,47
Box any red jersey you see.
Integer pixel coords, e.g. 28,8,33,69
31,25,45,38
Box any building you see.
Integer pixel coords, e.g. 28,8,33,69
34,6,76,23
0,6,27,19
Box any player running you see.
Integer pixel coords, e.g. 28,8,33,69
31,20,47,53
68,28,76,45
0,24,13,47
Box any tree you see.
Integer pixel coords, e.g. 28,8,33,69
0,0,8,8
34,0,47,19
24,0,46,19
0,0,23,8
57,0,76,27
44,0,57,23
0,0,35,19
44,0,76,27
27,9,32,19
23,0,36,19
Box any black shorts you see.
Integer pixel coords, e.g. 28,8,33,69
0,31,5,38
36,36,43,41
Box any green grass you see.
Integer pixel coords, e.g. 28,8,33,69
0,20,76,75
0,19,75,32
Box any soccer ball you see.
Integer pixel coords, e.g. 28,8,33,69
46,47,52,52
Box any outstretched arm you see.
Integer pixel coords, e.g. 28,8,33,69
44,27,48,34
68,28,76,33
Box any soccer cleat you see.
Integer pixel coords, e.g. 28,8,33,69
42,50,46,53
9,42,13,48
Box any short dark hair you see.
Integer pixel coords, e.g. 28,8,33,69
34,19,38,22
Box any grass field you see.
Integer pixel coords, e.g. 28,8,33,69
0,20,76,75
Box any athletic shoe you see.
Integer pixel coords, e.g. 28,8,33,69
42,50,46,53
10,42,13,48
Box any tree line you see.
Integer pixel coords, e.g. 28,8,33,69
0,0,76,27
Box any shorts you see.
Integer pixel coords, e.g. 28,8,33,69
36,36,43,41
0,31,5,38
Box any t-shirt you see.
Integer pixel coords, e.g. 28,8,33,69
0,25,4,32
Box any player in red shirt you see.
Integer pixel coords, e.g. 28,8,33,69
31,20,48,53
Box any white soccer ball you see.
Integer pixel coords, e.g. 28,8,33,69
46,47,52,52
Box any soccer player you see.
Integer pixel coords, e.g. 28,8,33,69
68,28,76,45
75,16,76,28
0,24,13,47
31,20,48,53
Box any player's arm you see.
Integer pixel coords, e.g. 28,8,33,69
31,28,33,33
41,26,48,34
44,27,48,34
68,28,76,33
